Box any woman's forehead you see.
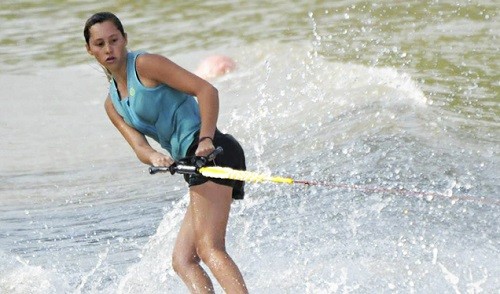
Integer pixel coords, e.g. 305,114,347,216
89,21,121,40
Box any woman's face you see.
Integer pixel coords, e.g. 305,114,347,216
86,20,127,71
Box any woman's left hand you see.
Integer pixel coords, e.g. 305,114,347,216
195,139,215,157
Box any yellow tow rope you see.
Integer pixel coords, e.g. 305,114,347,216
198,166,499,206
199,166,294,184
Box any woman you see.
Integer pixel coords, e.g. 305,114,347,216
84,12,248,293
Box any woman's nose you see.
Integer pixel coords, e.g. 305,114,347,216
105,43,112,53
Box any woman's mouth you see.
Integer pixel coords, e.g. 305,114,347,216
105,56,116,63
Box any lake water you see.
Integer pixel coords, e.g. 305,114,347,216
0,1,498,293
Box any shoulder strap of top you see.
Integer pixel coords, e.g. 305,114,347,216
108,79,126,117
127,50,146,90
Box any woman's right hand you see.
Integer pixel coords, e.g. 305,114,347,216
149,151,174,167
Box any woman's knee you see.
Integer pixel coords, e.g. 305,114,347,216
196,239,226,265
172,249,200,274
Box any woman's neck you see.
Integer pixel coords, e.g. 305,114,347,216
109,54,128,84
112,70,127,85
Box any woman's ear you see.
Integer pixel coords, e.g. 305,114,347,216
124,32,128,46
86,44,93,56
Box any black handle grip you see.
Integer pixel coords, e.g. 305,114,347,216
149,146,224,175
208,146,224,161
194,146,224,167
149,166,170,174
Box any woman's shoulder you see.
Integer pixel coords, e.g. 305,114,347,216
135,52,180,78
129,50,149,63
133,52,172,87
134,52,171,69
135,51,172,64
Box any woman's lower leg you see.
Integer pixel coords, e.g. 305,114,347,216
172,204,215,293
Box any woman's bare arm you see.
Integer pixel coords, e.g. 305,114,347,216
104,96,173,166
135,54,218,156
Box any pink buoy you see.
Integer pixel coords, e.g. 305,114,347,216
195,55,236,79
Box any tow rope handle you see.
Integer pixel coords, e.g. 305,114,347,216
148,146,224,175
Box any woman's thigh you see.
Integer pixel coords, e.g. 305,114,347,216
189,181,233,247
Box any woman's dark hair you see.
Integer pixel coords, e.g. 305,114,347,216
84,12,125,45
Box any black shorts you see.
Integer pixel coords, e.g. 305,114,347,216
183,130,246,200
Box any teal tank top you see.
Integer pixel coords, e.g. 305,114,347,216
109,51,201,160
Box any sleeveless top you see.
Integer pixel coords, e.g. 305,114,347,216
109,51,201,160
